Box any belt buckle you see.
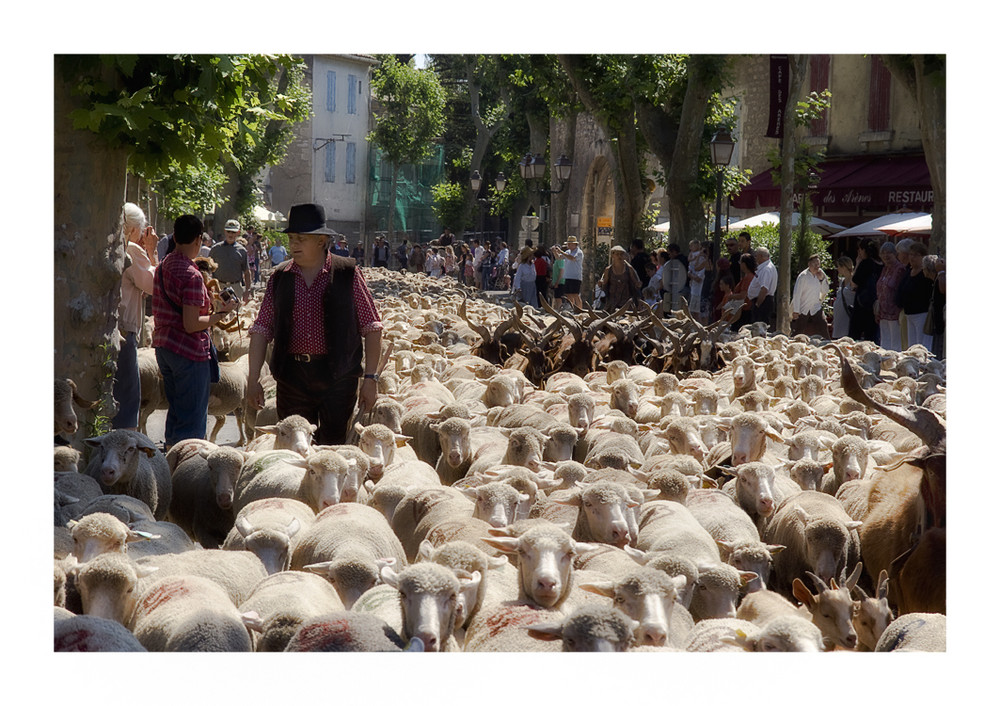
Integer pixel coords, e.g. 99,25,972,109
298,353,312,363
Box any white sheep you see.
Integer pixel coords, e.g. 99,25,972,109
525,603,639,651
874,612,945,652
577,567,691,647
233,449,358,514
66,512,162,563
134,549,268,607
245,414,316,457
54,613,147,652
291,502,409,608
222,497,316,575
238,570,346,651
283,611,413,651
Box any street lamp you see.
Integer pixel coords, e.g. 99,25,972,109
470,170,507,238
519,153,573,244
710,128,736,261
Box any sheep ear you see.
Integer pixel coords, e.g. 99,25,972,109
641,489,661,502
241,611,265,633
286,517,300,538
417,540,436,562
126,530,161,543
572,541,601,555
480,536,520,554
554,489,583,507
303,561,333,576
458,486,479,501
458,571,482,592
394,434,413,447
236,516,254,538
846,520,863,531
255,425,278,436
526,623,565,641
765,544,786,556
487,555,509,569
83,436,106,448
623,545,648,564
579,581,616,598
135,565,159,579
353,422,366,435
716,539,737,557
738,571,759,588
719,629,754,651
284,458,310,470
65,519,79,530
380,565,400,588
669,575,687,593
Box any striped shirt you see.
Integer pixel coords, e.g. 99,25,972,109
152,251,211,361
249,254,382,354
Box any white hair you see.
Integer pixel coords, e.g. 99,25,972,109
754,246,770,259
895,238,913,255
119,203,146,239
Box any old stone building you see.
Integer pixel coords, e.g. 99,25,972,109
266,54,378,239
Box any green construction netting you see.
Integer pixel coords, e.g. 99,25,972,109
369,145,444,243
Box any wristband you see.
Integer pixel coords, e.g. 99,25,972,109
363,373,380,382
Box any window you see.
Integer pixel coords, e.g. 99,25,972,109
809,55,831,137
868,57,891,132
326,71,336,112
346,142,356,184
325,142,336,183
348,74,357,114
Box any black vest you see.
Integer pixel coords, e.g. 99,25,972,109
270,255,363,380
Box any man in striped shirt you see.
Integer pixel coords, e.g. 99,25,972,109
246,203,383,445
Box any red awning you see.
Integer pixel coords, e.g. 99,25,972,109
731,155,933,212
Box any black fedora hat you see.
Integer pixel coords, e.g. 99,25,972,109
283,203,337,236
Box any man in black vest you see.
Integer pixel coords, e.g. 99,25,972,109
246,203,383,445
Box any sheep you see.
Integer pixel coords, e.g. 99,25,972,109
416,539,509,637
643,468,693,504
791,564,863,650
480,523,598,610
373,562,480,652
291,502,408,608
70,494,155,526
727,356,759,401
636,500,721,568
736,589,800,626
661,417,709,462
684,616,824,652
469,426,548,477
688,563,755,621
54,377,98,440
367,396,405,434
577,568,691,647
784,429,836,464
83,430,172,520
168,445,249,548
207,356,250,444
75,552,159,626
788,459,828,492
556,480,654,549
282,611,411,651
244,414,316,457
722,540,785,594
222,497,316,575
54,446,83,473
874,612,945,652
761,490,863,598
390,485,477,559
459,481,530,529
54,472,103,525
685,488,760,556
719,412,785,466
233,449,359,515
66,512,163,563
353,421,413,477
721,462,801,530
238,570,346,651
54,614,147,652
429,417,474,485
525,604,638,651
852,569,893,651
133,549,268,607
462,602,563,653
131,573,254,651
821,434,870,495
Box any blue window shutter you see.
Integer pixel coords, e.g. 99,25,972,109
346,142,356,184
325,143,336,182
327,71,336,112
348,74,357,114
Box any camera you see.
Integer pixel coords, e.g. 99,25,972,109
220,287,238,303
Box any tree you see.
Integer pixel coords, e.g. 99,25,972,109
879,54,945,256
368,55,447,242
54,54,311,439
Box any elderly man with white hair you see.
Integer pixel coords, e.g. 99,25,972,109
791,253,830,338
748,246,777,331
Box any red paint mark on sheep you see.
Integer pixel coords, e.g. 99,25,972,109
141,579,189,613
484,606,543,639
296,619,353,650
55,629,93,652
316,504,353,520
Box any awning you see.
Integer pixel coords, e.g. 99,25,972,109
731,154,933,212
828,211,930,238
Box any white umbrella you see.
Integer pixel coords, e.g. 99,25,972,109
875,213,932,236
828,211,930,238
727,211,846,236
651,220,670,233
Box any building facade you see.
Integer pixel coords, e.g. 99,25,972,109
267,54,378,239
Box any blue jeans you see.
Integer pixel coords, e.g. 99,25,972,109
112,332,140,429
155,346,211,446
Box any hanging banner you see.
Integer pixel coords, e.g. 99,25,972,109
766,55,790,138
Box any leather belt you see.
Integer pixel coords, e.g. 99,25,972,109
290,353,327,363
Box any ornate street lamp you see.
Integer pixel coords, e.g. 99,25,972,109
710,128,736,259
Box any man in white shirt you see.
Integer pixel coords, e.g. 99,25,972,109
748,246,777,330
791,253,830,337
471,238,485,287
552,235,584,310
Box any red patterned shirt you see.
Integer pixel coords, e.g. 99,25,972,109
152,251,211,361
249,254,382,354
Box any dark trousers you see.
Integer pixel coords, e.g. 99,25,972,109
112,331,140,429
155,346,211,446
752,295,774,329
276,360,359,445
792,310,830,338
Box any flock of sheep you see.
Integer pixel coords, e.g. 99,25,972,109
52,266,947,662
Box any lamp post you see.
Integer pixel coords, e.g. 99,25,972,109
710,128,735,260
519,152,572,245
470,169,507,238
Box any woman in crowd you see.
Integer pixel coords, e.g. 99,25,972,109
730,252,756,332
112,203,159,430
513,246,537,307
926,255,945,359
849,238,882,342
443,245,457,279
533,246,552,305
875,241,906,351
896,240,933,350
599,245,642,311
832,256,856,340
479,242,495,290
